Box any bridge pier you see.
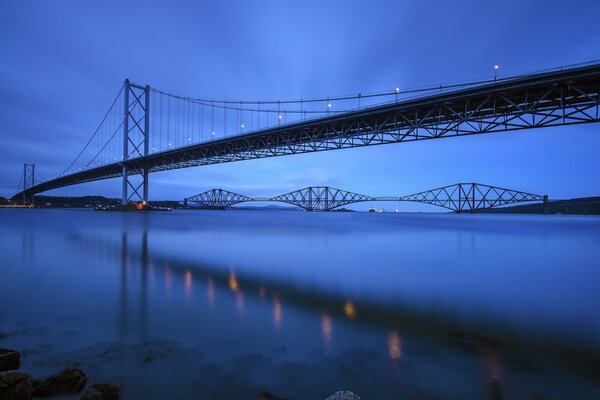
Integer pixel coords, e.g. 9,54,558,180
121,79,150,206
121,79,130,206
22,163,35,206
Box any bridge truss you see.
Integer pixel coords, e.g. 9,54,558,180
185,183,547,212
185,189,255,209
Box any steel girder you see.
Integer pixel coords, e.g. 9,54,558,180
13,63,600,200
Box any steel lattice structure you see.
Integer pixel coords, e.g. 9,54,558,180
186,189,255,209
390,183,545,212
185,183,546,212
12,63,600,201
270,186,372,211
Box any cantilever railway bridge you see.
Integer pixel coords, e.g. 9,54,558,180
12,62,600,204
184,183,547,212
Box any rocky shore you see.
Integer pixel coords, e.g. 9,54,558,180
1,347,361,400
0,348,121,400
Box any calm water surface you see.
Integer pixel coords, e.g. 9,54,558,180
1,209,599,399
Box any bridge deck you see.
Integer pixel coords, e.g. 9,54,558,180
14,63,600,200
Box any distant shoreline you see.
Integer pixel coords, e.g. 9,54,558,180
2,194,599,214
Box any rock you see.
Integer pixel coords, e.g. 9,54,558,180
325,391,362,400
80,383,121,400
31,368,86,397
261,391,287,400
0,349,21,372
0,371,32,400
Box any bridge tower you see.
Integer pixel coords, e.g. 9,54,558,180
22,163,34,206
122,79,150,205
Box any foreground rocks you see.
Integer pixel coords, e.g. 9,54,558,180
31,368,87,398
0,347,122,400
81,383,121,400
261,391,288,400
0,349,21,372
325,391,362,400
0,371,32,400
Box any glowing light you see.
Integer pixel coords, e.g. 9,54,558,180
241,124,244,128
188,137,191,141
278,114,282,119
343,300,357,319
228,271,239,292
388,330,401,361
494,64,499,70
322,312,332,344
211,131,215,136
273,295,282,330
395,87,400,93
168,142,172,146
327,103,332,108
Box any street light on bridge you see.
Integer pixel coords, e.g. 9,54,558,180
494,64,499,81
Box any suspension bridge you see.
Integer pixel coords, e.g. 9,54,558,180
11,61,600,205
184,183,547,212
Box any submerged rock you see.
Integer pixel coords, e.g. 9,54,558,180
80,383,121,400
0,371,32,400
0,349,21,372
325,391,362,400
31,368,86,397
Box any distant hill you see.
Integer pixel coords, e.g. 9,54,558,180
480,197,600,215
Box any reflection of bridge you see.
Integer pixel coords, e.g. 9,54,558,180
12,62,600,204
185,183,547,212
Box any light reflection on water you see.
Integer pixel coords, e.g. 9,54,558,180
387,330,401,361
1,209,600,399
322,312,332,345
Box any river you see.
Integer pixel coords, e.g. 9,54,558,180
1,208,599,399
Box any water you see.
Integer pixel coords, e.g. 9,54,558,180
1,208,599,399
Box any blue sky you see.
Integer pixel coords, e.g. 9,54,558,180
1,0,599,210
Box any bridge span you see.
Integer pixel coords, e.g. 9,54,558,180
184,183,547,212
12,62,600,203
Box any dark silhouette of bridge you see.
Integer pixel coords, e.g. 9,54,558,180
184,183,547,212
12,62,600,204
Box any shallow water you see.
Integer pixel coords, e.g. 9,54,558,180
1,208,599,399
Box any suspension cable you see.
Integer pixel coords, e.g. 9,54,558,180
60,84,125,176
